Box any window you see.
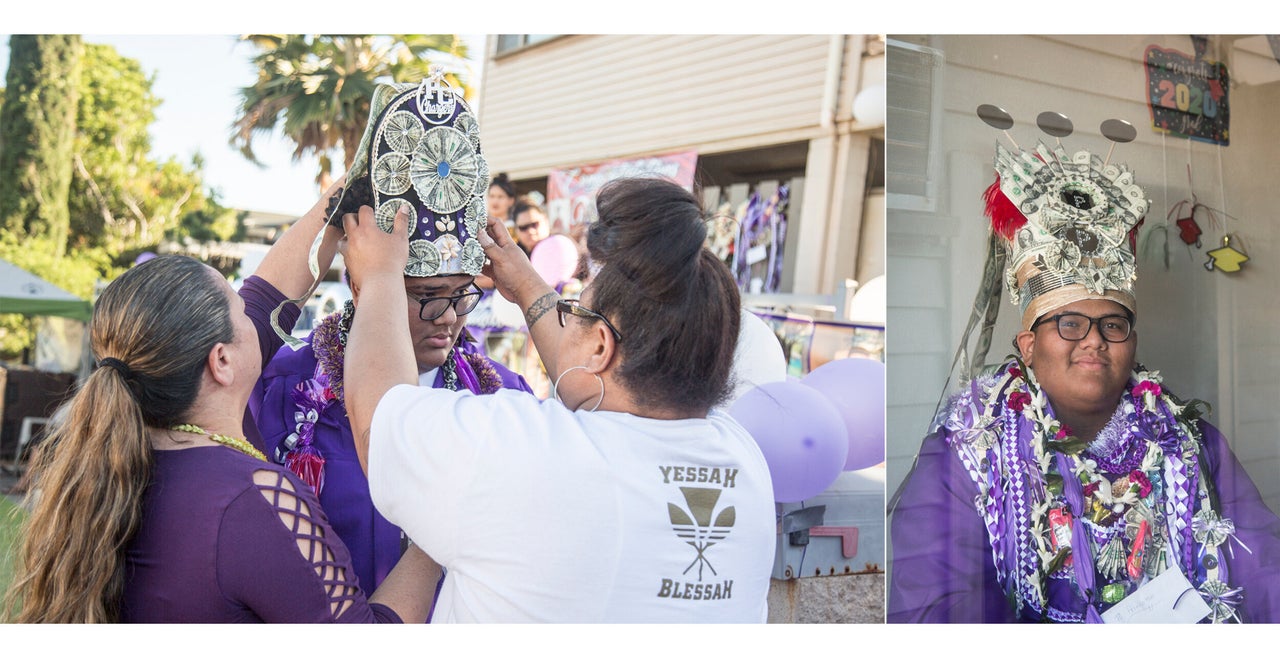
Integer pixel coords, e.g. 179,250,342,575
886,38,943,212
495,35,559,55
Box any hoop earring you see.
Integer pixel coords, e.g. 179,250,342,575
552,365,605,412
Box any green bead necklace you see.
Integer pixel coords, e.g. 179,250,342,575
171,423,268,461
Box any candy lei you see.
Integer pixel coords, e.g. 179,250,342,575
949,358,1245,623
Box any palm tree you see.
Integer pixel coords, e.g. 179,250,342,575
231,34,470,189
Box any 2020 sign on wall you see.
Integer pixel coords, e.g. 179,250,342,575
1145,45,1230,146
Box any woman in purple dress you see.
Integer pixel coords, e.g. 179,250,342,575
250,80,532,594
888,134,1280,623
3,184,438,623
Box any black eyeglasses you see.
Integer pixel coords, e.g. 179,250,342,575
1031,312,1133,343
556,299,623,343
409,286,482,321
516,220,542,232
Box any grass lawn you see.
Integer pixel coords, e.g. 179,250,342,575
1,495,25,601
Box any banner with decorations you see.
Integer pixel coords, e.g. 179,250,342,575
546,151,698,233
1144,44,1229,145
706,185,790,294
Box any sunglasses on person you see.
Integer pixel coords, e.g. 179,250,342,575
556,299,623,343
409,286,483,321
1030,311,1133,343
516,220,542,232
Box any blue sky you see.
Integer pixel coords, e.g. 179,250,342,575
0,34,485,216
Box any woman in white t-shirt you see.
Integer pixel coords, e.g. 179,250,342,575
340,177,775,623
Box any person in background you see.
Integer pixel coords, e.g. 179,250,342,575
252,79,532,596
341,176,776,622
487,172,518,227
512,197,551,257
3,182,438,623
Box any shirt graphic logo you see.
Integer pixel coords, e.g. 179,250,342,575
668,487,735,581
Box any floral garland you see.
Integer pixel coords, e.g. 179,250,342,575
951,357,1245,623
278,299,505,495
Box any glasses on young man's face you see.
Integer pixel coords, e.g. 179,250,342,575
517,220,542,232
1031,312,1133,343
556,299,623,343
409,286,483,321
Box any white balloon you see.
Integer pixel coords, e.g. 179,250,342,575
847,274,885,324
719,309,788,410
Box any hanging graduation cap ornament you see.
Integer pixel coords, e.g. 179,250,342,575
1177,213,1204,247
1205,234,1249,273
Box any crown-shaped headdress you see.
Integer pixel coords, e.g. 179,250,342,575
943,107,1151,387
335,72,490,278
980,107,1149,330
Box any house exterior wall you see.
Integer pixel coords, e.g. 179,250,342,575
476,34,885,297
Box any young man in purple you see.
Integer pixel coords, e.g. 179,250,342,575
250,80,532,594
888,131,1280,623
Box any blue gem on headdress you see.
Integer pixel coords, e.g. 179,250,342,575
439,161,451,177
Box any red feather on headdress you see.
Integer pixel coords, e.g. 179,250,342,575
983,176,1026,240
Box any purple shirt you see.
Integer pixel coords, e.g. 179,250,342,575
121,276,398,623
121,448,398,623
250,329,533,593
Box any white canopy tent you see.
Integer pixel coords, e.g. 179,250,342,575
0,260,92,467
0,259,91,323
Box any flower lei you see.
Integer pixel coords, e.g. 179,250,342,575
953,357,1245,623
278,299,505,495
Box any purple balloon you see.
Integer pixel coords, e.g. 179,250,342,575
728,380,848,503
801,357,885,471
530,234,579,285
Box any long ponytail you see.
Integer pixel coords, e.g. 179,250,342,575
3,255,233,622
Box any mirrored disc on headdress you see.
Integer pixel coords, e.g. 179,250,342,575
1036,111,1073,138
1101,119,1137,143
977,104,1014,130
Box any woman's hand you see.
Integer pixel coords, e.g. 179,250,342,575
342,205,409,292
477,213,549,308
255,174,349,302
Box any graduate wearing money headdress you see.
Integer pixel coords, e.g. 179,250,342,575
888,109,1280,623
250,74,534,593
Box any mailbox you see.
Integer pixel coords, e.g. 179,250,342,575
772,467,884,579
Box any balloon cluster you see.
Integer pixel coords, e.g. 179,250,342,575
729,357,885,503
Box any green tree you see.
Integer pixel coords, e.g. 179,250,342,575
231,34,469,189
0,40,236,361
69,43,211,253
169,189,244,244
0,35,83,256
